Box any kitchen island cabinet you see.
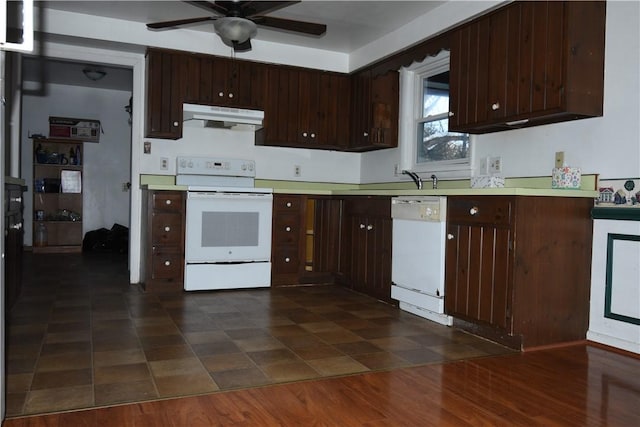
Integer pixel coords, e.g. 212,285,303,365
449,0,605,134
445,195,594,350
339,196,393,303
141,190,185,292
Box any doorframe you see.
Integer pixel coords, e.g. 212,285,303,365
30,41,145,283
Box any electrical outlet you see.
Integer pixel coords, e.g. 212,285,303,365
479,157,489,175
294,165,301,177
489,156,502,174
555,151,565,168
160,157,169,171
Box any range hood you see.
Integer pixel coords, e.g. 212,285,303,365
183,103,264,129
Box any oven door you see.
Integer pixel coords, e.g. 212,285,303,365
185,191,273,263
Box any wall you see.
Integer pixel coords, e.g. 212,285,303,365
142,124,361,183
21,82,133,244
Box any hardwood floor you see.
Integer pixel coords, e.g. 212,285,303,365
4,343,638,426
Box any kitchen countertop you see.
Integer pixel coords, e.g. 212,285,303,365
141,174,598,198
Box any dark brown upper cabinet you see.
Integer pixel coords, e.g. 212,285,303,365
348,69,399,151
145,49,184,139
449,1,606,134
199,56,266,109
260,65,350,150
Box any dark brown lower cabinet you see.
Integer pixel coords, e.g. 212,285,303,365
271,194,340,286
141,190,185,292
445,195,593,350
340,196,393,303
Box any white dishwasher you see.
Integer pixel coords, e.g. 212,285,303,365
391,196,452,326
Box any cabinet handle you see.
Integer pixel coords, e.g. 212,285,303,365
164,226,171,232
363,132,369,137
173,121,179,127
286,202,292,207
447,233,455,240
491,102,500,111
218,92,224,97
9,223,22,230
10,196,22,203
302,132,308,137
165,200,172,205
228,93,234,98
164,260,171,266
469,207,479,216
310,133,316,138
285,257,290,263
285,226,291,232
359,224,366,229
448,112,454,117
367,224,373,231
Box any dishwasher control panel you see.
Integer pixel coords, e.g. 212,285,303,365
391,196,447,222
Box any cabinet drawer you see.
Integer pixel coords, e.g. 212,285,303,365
272,247,300,274
151,213,182,245
151,247,182,280
152,192,183,212
448,197,512,226
273,214,301,245
273,196,303,212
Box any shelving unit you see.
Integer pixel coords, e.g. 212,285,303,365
32,138,84,253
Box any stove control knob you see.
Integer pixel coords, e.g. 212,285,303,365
188,161,193,168
179,159,186,168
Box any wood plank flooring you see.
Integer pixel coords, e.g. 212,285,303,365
5,343,639,426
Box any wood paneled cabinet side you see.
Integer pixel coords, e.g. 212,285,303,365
340,197,393,303
449,1,605,134
445,195,593,350
142,190,185,292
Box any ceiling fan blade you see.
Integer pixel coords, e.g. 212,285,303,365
183,1,229,17
147,16,216,30
252,16,326,36
240,1,300,18
232,39,252,52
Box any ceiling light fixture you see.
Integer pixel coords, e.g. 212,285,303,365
83,68,106,82
213,17,257,44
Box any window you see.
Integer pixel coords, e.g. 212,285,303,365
400,51,471,177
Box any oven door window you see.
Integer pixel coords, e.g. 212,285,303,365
185,193,273,263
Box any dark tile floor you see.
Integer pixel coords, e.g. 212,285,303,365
5,252,514,417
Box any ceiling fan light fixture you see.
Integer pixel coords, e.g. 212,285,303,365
214,16,257,43
83,68,106,81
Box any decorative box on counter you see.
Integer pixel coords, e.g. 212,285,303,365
552,167,581,189
471,176,505,188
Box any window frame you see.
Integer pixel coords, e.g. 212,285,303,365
399,50,474,178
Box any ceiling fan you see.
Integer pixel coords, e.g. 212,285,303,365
146,1,327,52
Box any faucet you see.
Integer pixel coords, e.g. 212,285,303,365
402,170,422,190
430,174,438,189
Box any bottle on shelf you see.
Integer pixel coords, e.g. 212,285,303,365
35,222,48,247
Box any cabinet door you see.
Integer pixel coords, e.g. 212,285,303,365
177,53,200,104
231,60,266,109
296,68,320,145
449,16,490,130
341,198,393,302
349,70,372,149
370,71,399,148
145,50,182,139
263,66,300,146
317,73,350,149
445,223,512,330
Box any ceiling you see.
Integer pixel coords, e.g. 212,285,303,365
24,1,447,91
